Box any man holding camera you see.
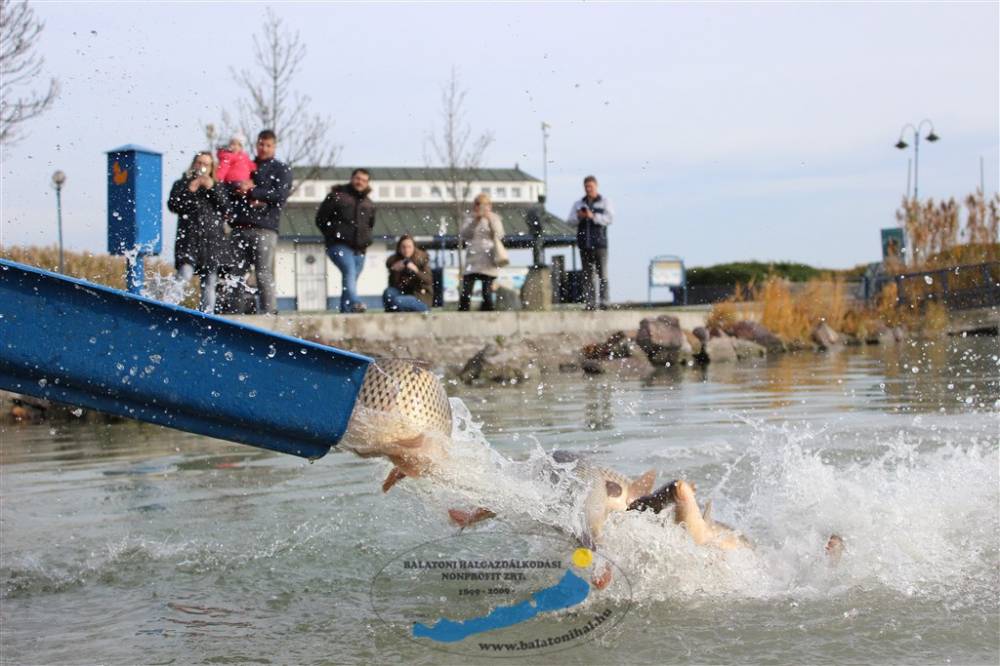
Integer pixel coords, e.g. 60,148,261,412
567,175,614,310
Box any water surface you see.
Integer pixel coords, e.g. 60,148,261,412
2,338,998,664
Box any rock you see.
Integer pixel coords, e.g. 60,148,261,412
811,322,842,350
693,326,739,364
581,359,606,375
459,343,539,385
728,320,786,354
684,330,703,356
493,285,521,311
731,338,767,360
703,336,738,363
636,316,694,367
520,266,552,311
582,331,633,360
843,334,863,347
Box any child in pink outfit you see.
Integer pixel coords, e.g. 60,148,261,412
216,133,256,185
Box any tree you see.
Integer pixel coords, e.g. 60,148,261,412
0,0,59,144
426,67,494,275
225,8,338,187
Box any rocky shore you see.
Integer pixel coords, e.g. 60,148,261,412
0,310,915,423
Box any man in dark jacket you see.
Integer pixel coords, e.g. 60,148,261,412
230,129,292,314
567,175,614,310
315,168,376,313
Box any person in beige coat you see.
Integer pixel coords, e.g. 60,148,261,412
459,193,505,311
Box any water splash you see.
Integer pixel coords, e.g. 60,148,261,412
398,398,999,606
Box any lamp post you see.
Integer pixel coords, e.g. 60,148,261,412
51,170,66,273
541,121,550,197
895,120,939,200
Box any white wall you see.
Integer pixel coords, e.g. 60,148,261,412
288,179,543,205
324,241,392,299
275,242,297,299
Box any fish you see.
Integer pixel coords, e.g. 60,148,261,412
339,359,453,492
630,481,848,563
825,533,845,565
549,451,657,547
448,450,656,546
630,479,752,550
548,451,656,590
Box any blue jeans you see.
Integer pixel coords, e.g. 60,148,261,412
326,244,366,313
383,287,429,313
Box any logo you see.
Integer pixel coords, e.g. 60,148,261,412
112,161,129,185
370,531,632,657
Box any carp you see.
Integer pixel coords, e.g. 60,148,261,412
340,359,452,492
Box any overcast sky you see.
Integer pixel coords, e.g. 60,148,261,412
1,1,997,300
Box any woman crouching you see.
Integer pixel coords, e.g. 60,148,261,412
383,235,434,313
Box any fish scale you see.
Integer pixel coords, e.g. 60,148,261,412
344,359,452,449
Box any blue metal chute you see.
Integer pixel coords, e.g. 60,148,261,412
0,259,371,459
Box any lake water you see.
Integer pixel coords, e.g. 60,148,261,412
2,337,998,665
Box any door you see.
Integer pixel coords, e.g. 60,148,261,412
295,244,327,311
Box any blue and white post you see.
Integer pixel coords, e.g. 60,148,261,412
106,145,162,294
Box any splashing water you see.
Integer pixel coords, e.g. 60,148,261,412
397,396,999,608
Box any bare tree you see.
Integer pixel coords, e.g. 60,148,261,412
203,122,218,153
426,67,494,275
0,0,59,144
225,8,338,188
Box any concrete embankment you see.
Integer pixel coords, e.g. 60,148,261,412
231,306,711,344
229,307,713,376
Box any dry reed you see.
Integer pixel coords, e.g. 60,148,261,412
1,246,199,309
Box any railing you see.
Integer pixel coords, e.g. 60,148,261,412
890,262,1000,310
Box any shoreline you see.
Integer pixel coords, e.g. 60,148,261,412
3,305,996,423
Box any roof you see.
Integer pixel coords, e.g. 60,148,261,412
107,144,161,155
279,202,576,249
291,165,542,183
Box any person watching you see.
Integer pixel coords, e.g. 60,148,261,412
383,235,433,313
229,129,292,314
315,168,377,313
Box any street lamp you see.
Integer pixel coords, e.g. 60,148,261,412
541,121,551,197
51,170,66,273
895,120,939,200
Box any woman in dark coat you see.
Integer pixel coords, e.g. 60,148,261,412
168,152,230,312
382,235,433,312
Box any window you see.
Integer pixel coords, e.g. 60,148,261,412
495,186,507,198
410,185,422,198
447,186,455,198
394,185,406,198
480,186,490,195
303,184,316,198
431,186,441,197
511,186,522,198
378,185,391,198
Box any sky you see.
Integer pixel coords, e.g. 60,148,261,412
1,1,998,301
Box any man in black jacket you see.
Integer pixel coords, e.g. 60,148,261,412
231,129,292,314
567,175,614,310
314,168,376,313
